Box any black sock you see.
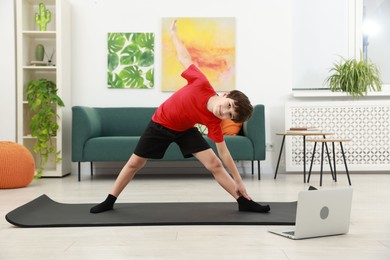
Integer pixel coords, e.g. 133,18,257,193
237,196,270,213
90,194,117,213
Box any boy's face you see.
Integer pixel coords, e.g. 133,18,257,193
211,95,237,120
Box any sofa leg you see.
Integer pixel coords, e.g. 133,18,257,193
78,162,81,182
257,160,261,180
90,162,93,178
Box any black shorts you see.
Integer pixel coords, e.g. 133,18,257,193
134,121,211,159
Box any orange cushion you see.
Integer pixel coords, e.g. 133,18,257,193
0,142,35,189
220,119,243,135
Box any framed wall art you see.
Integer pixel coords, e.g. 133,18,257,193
161,17,236,92
107,32,154,89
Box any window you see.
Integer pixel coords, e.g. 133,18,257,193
363,0,390,84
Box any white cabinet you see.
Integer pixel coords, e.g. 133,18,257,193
285,101,390,172
16,0,71,177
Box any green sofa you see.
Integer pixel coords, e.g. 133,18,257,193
72,105,266,181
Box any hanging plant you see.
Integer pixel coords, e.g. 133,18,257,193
325,55,382,97
26,79,64,178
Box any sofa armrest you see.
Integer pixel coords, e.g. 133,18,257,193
243,104,266,160
72,106,102,162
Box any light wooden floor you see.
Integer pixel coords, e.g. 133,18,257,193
1,170,390,260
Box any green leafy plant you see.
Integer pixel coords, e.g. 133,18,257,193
325,55,382,97
26,79,64,178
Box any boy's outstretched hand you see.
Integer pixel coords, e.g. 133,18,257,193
170,19,177,34
236,181,252,201
235,181,270,213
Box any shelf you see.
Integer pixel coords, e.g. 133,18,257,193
292,86,390,98
23,66,56,70
23,135,36,139
23,31,56,38
23,135,57,139
25,0,56,5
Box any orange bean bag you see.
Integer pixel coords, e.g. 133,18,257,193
0,141,35,188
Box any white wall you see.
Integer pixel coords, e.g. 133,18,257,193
7,0,354,173
0,0,16,141
3,0,381,175
70,0,293,173
292,0,349,89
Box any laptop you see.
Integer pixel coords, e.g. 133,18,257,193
268,187,353,240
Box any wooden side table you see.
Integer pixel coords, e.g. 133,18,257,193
274,132,334,183
307,138,352,186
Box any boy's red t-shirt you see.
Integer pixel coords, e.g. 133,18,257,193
152,64,224,143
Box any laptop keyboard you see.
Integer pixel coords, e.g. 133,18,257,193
283,231,295,236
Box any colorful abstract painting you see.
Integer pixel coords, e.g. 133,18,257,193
161,18,236,92
107,32,154,89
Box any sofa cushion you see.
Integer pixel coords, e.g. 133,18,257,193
83,136,253,162
84,137,139,161
97,108,156,136
84,137,190,161
205,136,253,159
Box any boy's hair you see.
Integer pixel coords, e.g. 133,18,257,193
226,90,253,123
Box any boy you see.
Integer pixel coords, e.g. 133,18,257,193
90,20,270,214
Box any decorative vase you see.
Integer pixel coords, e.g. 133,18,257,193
35,44,45,61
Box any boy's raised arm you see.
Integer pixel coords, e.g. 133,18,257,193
170,20,193,69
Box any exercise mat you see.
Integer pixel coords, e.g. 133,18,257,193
6,194,297,227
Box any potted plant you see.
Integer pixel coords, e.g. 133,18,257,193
325,55,382,97
26,79,64,178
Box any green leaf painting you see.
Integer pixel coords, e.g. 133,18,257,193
108,32,154,89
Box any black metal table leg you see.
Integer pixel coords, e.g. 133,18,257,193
274,135,286,179
320,142,324,186
308,141,317,183
322,135,334,179
340,142,352,185
332,142,337,182
78,162,81,182
303,135,306,183
324,143,334,179
91,161,94,177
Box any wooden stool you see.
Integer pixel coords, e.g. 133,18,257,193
274,132,334,183
307,139,352,186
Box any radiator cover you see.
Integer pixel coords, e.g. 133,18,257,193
285,102,390,172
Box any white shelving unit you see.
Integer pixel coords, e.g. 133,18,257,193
16,0,71,177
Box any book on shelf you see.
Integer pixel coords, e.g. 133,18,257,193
286,127,322,134
289,127,320,131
